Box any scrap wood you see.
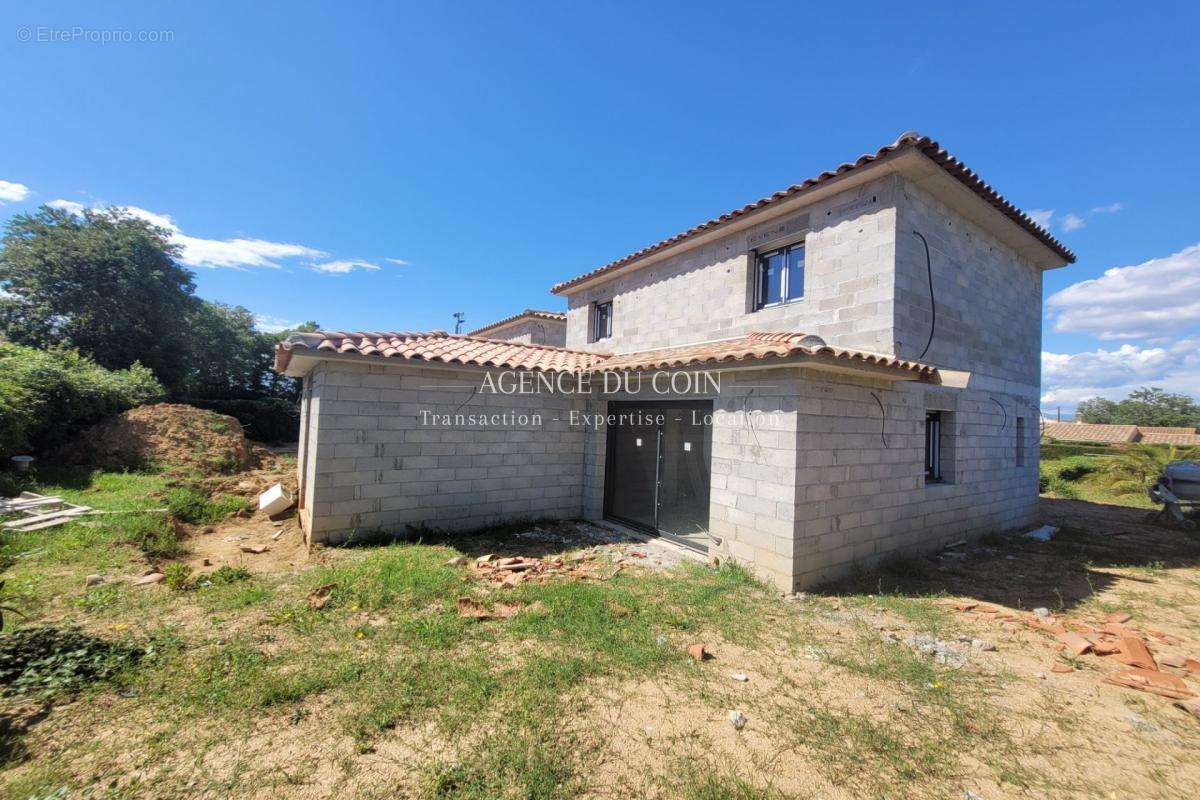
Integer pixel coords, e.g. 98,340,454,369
1104,668,1194,700
1051,663,1075,673
1114,637,1158,671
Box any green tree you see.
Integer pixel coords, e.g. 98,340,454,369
1078,388,1200,428
0,207,197,392
179,302,309,402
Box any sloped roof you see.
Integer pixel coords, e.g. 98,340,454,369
1042,422,1143,444
551,131,1075,294
596,332,936,377
275,331,602,374
275,330,937,381
468,309,567,337
1138,431,1200,446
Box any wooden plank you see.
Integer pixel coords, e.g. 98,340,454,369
3,506,89,530
0,497,66,513
10,514,90,532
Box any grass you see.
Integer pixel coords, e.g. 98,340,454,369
4,464,1198,798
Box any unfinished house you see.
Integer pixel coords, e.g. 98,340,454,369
275,132,1075,590
468,309,567,346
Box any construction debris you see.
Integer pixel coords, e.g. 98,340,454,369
469,551,622,588
239,543,269,555
686,643,709,661
134,572,165,586
730,672,749,682
85,574,104,587
727,710,747,730
0,492,92,532
1024,525,1058,542
951,600,1199,713
257,483,294,517
1104,668,1193,700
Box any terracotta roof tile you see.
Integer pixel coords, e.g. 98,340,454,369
275,330,937,380
551,131,1075,294
596,332,936,378
1041,422,1141,444
468,309,567,337
1138,431,1200,446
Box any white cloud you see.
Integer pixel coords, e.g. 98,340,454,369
46,199,331,271
0,180,31,204
1041,338,1200,409
176,235,326,269
385,258,410,266
112,205,180,233
310,259,380,274
253,314,299,333
1091,202,1124,215
1046,243,1200,340
1061,213,1086,232
1027,209,1054,230
47,199,86,215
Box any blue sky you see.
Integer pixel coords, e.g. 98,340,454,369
1,1,1197,415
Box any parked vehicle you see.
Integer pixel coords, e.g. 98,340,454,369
1147,460,1200,530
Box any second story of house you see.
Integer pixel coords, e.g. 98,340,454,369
468,309,567,347
550,133,1074,388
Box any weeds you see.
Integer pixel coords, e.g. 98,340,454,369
165,486,249,524
0,626,142,697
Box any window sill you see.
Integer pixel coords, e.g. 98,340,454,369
752,297,806,313
924,479,956,489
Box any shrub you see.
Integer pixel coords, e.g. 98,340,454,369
163,563,194,590
165,486,249,524
1096,444,1200,496
126,515,184,558
0,626,142,697
208,565,251,584
0,342,164,458
183,397,300,443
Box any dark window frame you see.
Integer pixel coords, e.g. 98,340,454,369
592,300,613,342
753,241,806,310
925,411,943,483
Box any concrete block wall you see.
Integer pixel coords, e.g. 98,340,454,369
478,318,567,347
562,176,899,356
302,361,587,543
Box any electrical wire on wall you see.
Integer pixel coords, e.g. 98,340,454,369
989,397,1008,431
870,392,888,448
911,230,936,361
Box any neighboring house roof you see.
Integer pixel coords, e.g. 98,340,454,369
551,131,1076,295
468,309,567,337
1138,431,1200,446
274,330,938,381
1041,422,1142,444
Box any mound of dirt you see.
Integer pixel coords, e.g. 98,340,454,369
61,403,254,474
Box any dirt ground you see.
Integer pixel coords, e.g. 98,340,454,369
3,491,1199,799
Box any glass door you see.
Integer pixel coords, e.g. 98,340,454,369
604,401,712,550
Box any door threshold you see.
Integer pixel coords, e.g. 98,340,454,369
595,518,711,560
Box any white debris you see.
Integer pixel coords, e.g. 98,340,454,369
730,673,749,682
257,483,294,517
1033,607,1051,618
727,710,747,730
1024,525,1057,542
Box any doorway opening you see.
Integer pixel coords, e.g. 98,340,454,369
603,400,712,552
